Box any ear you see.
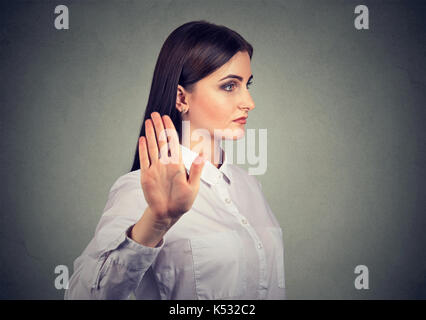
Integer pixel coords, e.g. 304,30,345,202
176,85,189,113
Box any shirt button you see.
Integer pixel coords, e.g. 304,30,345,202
241,218,248,224
257,243,263,249
225,198,231,204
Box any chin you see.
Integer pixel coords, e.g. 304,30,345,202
230,132,245,140
214,127,246,140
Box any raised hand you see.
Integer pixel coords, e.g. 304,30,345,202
138,112,206,227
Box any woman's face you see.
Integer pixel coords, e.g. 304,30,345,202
181,51,255,141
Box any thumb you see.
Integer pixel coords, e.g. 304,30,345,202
188,153,206,187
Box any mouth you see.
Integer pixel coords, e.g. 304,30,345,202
233,117,247,124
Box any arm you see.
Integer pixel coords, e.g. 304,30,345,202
65,199,166,300
66,113,205,299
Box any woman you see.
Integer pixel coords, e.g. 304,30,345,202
65,20,286,300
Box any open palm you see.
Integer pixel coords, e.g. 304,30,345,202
139,112,206,224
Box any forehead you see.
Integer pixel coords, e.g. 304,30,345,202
205,51,252,81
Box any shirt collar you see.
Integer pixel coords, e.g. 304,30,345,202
180,144,233,186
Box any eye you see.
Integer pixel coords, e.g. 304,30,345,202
222,81,237,92
246,79,254,89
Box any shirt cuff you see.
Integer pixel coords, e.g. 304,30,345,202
102,225,165,272
124,224,165,250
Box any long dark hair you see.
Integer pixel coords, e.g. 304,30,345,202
130,20,253,172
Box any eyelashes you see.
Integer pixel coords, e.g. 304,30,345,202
221,79,254,92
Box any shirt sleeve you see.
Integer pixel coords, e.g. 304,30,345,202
64,175,164,300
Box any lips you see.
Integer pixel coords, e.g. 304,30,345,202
233,116,247,124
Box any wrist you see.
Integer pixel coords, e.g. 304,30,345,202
144,207,177,231
129,207,175,247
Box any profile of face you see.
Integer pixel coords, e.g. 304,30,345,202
177,51,255,142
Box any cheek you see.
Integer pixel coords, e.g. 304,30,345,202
192,90,232,126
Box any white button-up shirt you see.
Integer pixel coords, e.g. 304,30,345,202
65,145,286,300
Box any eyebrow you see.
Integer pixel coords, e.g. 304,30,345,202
219,74,253,83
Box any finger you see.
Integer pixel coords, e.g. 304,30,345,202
145,119,159,164
188,153,206,187
150,112,169,160
139,136,150,172
162,115,181,165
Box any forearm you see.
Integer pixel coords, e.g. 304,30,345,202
129,206,178,248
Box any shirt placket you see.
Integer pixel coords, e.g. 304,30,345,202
213,172,269,299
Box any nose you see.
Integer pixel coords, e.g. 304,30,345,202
238,90,255,111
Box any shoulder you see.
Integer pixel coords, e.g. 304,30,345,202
105,169,145,207
109,169,141,193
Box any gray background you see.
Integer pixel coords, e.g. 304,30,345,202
1,0,425,299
